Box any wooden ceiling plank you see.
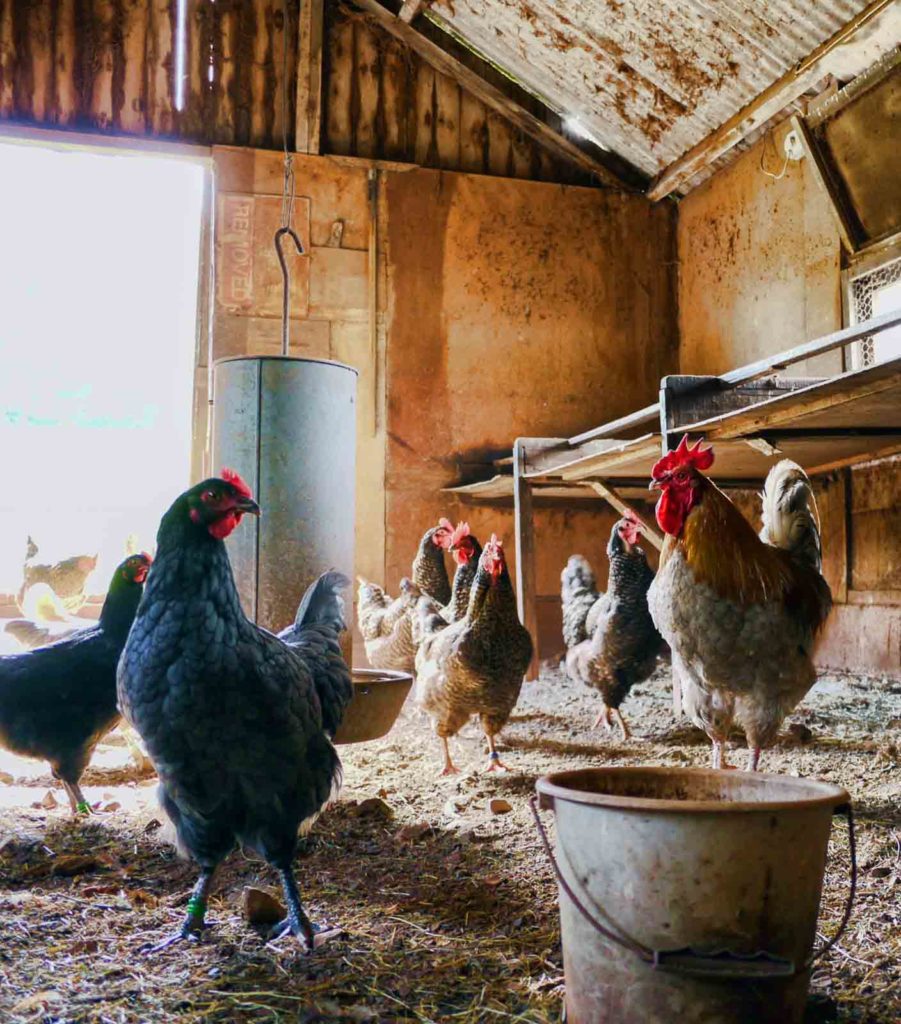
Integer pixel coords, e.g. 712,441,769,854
295,0,324,154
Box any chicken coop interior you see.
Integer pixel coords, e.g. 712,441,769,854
0,1,900,1022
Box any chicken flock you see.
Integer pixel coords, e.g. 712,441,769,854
0,436,832,950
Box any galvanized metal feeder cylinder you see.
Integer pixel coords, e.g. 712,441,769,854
212,356,358,660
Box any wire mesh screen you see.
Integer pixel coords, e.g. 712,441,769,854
850,256,901,366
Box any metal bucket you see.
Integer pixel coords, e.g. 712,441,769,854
212,356,357,660
533,767,855,1024
333,669,413,745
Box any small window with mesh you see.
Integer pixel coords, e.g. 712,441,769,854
848,255,901,368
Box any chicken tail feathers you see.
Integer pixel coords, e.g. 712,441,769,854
561,554,596,604
293,571,351,632
759,460,823,573
3,618,51,650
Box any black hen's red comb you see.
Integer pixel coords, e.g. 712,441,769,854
651,435,714,480
221,467,253,498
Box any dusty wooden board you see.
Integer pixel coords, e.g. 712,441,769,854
210,315,330,363
309,247,369,321
295,0,324,154
216,193,311,318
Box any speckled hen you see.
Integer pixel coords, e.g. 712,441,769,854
414,535,532,775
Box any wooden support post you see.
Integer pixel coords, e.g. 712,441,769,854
513,438,540,681
586,480,664,551
295,0,324,154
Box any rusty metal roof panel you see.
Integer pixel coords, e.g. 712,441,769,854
427,0,872,178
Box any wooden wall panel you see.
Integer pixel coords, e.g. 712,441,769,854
321,5,589,186
0,0,297,150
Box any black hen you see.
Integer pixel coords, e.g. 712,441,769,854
117,472,353,951
0,553,152,815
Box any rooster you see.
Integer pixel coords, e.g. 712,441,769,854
440,523,482,623
647,437,832,770
0,553,151,815
117,471,352,950
414,535,532,775
564,513,662,739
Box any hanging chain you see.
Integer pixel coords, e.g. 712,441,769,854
275,0,303,356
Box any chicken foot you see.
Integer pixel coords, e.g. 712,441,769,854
591,705,630,741
268,866,341,951
146,869,216,953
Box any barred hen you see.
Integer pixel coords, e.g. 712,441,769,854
441,523,482,623
647,439,832,770
118,471,352,950
0,553,151,814
564,513,662,739
411,519,455,605
357,576,420,674
560,555,602,650
414,535,532,775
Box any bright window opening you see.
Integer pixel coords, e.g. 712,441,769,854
0,140,205,609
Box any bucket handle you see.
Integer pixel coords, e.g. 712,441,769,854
529,795,856,980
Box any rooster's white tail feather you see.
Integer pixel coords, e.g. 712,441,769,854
759,460,822,573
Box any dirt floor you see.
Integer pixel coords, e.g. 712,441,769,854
0,664,899,1023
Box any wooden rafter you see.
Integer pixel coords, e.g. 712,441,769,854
352,0,630,190
648,0,897,200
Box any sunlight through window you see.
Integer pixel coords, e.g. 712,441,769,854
0,141,205,597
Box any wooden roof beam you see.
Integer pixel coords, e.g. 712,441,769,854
353,0,633,190
648,0,897,200
398,0,427,23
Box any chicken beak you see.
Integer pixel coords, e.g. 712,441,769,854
648,478,662,491
235,496,261,516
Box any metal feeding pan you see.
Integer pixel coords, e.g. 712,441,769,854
333,669,413,745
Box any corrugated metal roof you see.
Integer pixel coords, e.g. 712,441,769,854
427,0,873,179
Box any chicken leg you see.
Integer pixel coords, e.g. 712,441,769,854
439,737,460,776
147,868,216,953
483,732,510,773
61,779,91,817
746,747,761,772
711,739,735,771
268,866,340,951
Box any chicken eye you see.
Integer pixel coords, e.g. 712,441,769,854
675,471,688,483
202,490,217,503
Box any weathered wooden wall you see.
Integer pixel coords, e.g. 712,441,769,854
678,124,901,673
0,0,298,148
321,4,590,184
383,169,678,646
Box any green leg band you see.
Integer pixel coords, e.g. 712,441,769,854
186,897,206,918
76,801,91,814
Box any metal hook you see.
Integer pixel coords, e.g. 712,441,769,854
274,226,304,357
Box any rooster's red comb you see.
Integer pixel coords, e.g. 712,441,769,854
221,467,253,498
450,521,471,547
651,435,714,480
140,551,153,564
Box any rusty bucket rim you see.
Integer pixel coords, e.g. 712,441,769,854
213,355,359,376
536,765,849,815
